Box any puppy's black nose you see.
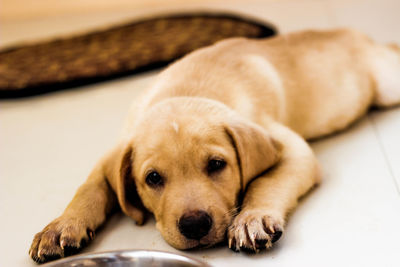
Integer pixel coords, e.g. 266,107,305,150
178,210,213,240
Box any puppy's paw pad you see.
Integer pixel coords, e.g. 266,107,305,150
29,218,93,263
227,211,284,253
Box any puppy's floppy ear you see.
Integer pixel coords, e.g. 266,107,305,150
104,143,145,225
225,120,281,191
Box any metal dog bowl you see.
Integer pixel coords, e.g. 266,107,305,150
42,250,211,267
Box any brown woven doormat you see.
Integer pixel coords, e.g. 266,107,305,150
0,12,277,98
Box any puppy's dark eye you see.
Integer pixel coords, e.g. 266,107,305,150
207,159,227,174
146,171,163,187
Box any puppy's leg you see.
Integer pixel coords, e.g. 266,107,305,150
29,155,117,263
228,123,320,252
371,43,400,108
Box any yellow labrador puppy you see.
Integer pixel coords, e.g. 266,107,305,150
30,29,400,262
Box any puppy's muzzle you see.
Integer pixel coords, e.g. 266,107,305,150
178,210,213,240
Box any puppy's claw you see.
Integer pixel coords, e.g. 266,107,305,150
60,240,66,250
88,229,95,240
37,248,43,258
228,236,240,252
235,237,241,252
249,233,257,251
266,239,272,249
269,225,275,234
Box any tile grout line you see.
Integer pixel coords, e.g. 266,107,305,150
368,114,400,196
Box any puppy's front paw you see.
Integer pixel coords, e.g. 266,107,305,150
29,217,94,263
227,210,284,252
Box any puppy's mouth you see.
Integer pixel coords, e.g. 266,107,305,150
186,242,213,250
181,236,219,250
179,224,228,250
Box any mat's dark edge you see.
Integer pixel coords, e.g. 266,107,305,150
0,61,172,99
0,13,277,99
0,12,277,52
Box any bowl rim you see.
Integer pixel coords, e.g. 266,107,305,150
41,249,212,267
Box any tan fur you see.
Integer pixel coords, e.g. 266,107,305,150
30,29,400,262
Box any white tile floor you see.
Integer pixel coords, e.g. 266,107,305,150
1,0,400,266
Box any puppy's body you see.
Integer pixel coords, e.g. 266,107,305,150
30,29,400,263
126,29,397,140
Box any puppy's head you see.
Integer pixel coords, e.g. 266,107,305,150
115,99,280,249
